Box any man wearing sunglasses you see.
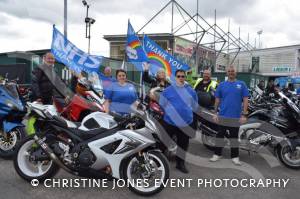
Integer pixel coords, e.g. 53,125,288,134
159,69,198,173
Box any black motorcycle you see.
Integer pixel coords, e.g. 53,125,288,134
200,89,300,169
248,91,300,169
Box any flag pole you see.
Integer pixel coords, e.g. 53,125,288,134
140,32,148,102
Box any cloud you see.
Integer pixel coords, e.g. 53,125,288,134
0,0,257,24
177,0,257,19
0,0,87,25
0,0,299,55
0,13,29,38
0,0,62,24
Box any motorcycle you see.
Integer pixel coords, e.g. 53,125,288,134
248,91,300,169
53,78,105,122
0,75,26,158
14,102,169,196
248,86,280,114
199,100,300,169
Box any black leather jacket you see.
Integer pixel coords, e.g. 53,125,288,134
31,64,67,101
142,70,170,89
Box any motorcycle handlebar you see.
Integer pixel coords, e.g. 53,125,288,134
109,112,132,126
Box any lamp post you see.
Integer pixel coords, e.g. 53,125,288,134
257,30,263,49
82,0,96,54
64,0,67,38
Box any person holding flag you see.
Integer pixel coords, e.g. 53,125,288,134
142,62,170,102
31,52,71,104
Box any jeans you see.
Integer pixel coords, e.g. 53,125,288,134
162,121,191,163
214,125,240,158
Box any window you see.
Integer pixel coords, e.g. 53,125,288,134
111,45,124,60
251,57,260,72
156,41,168,50
31,55,41,70
250,78,255,88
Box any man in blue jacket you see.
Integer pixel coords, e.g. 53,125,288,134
210,66,249,165
159,69,198,173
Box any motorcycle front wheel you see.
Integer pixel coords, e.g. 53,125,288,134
0,127,26,159
13,138,59,181
122,150,169,196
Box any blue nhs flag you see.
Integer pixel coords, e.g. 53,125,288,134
51,26,102,74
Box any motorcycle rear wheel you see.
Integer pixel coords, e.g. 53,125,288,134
13,138,59,181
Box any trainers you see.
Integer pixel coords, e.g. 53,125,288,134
232,157,242,166
209,155,222,162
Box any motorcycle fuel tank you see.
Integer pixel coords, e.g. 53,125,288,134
79,112,118,131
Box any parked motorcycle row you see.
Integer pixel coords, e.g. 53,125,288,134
1,76,169,196
1,75,300,196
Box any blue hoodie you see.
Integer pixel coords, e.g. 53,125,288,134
159,83,198,127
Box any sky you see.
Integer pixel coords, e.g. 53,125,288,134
0,0,299,57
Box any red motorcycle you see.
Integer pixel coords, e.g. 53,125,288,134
148,100,164,120
147,86,164,120
53,79,105,122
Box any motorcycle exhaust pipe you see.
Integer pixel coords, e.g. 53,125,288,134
33,135,79,175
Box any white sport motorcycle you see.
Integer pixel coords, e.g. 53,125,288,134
14,102,169,196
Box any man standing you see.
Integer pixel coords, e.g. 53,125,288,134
159,69,198,173
194,70,218,92
210,66,249,165
265,79,275,95
31,52,66,104
102,66,116,97
103,66,113,78
194,69,218,108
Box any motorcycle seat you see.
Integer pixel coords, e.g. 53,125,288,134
52,115,83,128
69,127,118,140
52,116,120,140
52,115,68,127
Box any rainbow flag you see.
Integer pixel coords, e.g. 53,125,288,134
126,21,148,71
143,35,191,78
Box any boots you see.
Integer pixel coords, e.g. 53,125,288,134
176,158,189,174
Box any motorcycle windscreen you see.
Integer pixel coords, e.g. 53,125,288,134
3,83,19,99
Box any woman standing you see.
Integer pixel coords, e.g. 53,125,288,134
104,69,138,116
143,63,170,102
